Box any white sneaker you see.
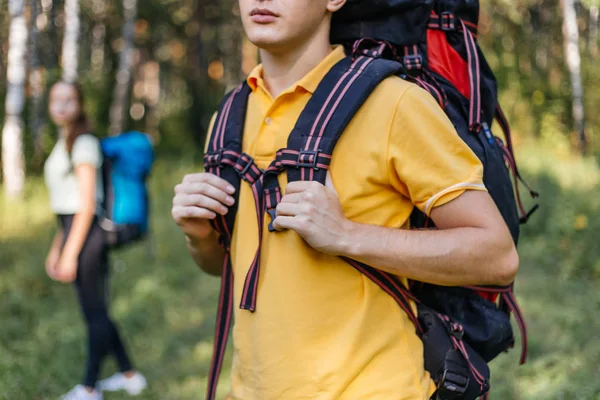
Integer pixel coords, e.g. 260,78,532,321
61,385,103,400
97,372,147,395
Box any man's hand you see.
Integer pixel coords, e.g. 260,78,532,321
172,173,236,240
272,180,353,255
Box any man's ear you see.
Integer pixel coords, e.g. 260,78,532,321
327,0,346,13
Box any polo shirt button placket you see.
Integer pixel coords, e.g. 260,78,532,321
265,117,273,125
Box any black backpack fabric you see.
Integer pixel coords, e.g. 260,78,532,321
202,2,538,399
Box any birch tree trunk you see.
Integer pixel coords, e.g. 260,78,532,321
561,0,587,154
590,5,599,57
109,0,137,136
61,0,80,83
29,0,46,162
2,0,28,197
91,0,106,78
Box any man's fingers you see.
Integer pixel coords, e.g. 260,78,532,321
285,181,316,194
275,202,301,217
175,183,235,206
182,173,235,194
278,192,303,204
173,183,235,206
174,193,230,215
172,206,217,222
272,216,296,231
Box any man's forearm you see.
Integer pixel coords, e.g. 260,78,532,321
340,222,518,287
186,230,225,276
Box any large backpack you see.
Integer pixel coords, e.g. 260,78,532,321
202,1,538,399
99,131,154,249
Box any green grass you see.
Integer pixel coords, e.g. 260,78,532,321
1,146,599,399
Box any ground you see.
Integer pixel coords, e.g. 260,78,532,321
1,145,599,400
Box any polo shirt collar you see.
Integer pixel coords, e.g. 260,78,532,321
247,45,346,96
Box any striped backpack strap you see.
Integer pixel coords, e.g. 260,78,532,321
241,44,417,320
202,41,422,399
202,82,253,400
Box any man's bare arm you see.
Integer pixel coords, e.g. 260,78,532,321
273,182,518,286
185,230,225,276
341,191,518,286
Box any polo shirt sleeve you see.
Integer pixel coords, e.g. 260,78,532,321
387,85,486,216
72,134,102,168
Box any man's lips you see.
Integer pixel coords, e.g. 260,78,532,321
250,8,279,23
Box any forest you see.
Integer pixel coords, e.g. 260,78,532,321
0,1,599,399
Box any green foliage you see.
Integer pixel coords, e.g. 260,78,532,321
1,152,600,399
480,0,600,152
0,158,232,400
0,1,599,398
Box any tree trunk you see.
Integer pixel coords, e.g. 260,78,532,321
61,0,79,83
45,0,59,68
561,0,587,154
109,0,138,136
29,0,46,163
91,0,106,78
2,0,28,198
590,5,599,58
220,1,244,92
142,60,160,138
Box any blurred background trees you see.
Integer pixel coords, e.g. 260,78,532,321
0,0,597,197
0,0,254,198
0,2,599,398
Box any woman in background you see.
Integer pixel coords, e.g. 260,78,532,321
44,81,147,400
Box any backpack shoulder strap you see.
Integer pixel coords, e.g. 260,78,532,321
288,52,404,185
258,48,422,330
204,82,253,249
202,82,252,400
260,49,405,223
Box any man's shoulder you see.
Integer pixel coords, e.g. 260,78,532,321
360,75,433,116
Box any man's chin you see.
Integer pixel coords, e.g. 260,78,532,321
247,33,291,53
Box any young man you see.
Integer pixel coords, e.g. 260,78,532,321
172,0,519,398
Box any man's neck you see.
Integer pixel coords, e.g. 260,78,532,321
260,30,333,98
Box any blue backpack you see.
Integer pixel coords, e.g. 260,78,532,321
99,131,154,248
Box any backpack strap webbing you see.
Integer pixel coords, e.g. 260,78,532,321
202,45,425,399
494,105,539,223
240,52,410,313
203,83,252,400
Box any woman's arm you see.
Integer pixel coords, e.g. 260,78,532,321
46,228,64,277
54,163,97,282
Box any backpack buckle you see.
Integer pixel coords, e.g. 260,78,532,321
441,12,456,31
403,55,423,71
297,150,320,170
204,149,224,168
436,369,469,400
266,208,278,232
235,153,259,182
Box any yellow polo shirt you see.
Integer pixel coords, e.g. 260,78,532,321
208,46,485,399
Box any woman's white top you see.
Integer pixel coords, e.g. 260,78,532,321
44,134,104,215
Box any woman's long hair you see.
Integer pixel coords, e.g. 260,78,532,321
57,82,93,153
